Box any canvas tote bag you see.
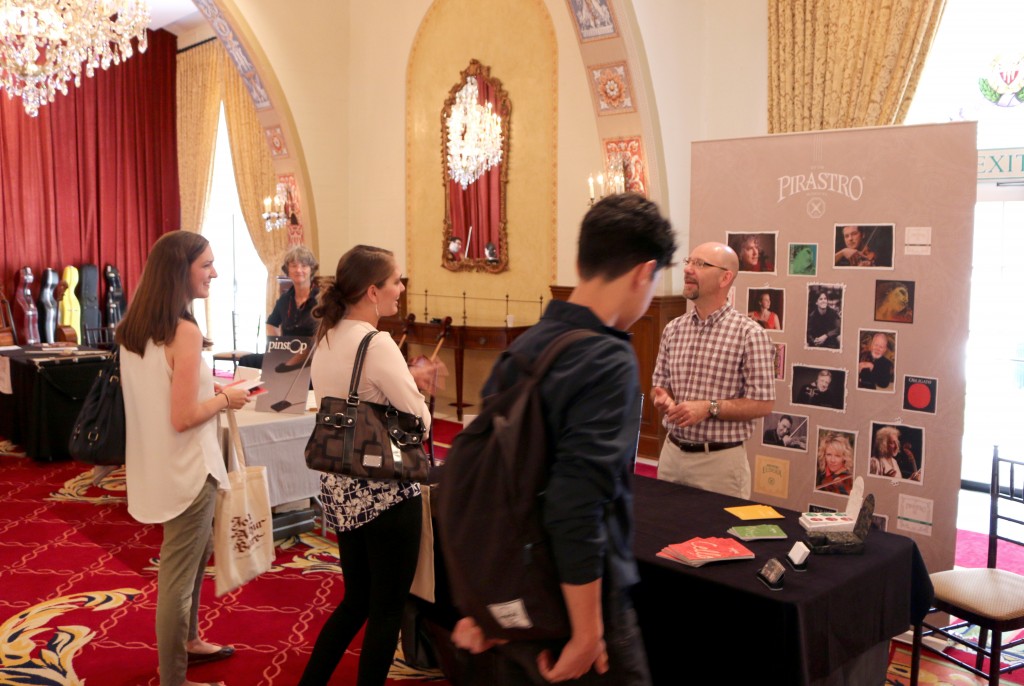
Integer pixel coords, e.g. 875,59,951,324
214,408,275,597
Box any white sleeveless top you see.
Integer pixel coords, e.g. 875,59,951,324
121,339,227,524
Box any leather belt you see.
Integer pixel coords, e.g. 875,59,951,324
668,434,743,453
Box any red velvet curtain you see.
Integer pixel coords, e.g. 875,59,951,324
448,76,502,261
0,29,179,309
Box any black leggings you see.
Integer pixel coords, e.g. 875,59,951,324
298,494,422,686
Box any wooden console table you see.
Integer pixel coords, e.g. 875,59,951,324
377,317,530,421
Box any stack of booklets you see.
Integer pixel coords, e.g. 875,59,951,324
798,511,856,532
726,524,787,541
657,537,755,567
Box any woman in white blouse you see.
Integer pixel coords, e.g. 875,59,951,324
299,245,436,686
117,231,250,686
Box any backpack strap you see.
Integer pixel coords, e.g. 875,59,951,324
347,330,378,406
529,329,598,378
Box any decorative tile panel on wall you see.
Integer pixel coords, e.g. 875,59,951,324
277,174,304,246
265,126,289,158
566,0,618,42
603,136,648,195
192,0,272,110
590,62,634,115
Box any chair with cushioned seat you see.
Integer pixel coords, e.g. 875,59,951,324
910,446,1024,685
212,313,260,375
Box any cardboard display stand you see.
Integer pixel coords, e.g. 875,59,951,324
255,335,313,415
689,121,977,574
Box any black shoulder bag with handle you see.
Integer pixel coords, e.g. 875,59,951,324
305,330,431,482
68,346,125,465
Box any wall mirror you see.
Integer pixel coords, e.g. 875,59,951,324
441,60,511,273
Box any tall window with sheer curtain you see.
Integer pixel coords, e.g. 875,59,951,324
903,0,1024,485
193,106,268,359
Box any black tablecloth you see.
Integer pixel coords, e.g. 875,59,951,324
0,348,108,461
631,476,933,684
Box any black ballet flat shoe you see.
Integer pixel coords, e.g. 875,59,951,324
186,645,236,665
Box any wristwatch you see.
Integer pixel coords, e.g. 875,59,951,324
709,399,720,419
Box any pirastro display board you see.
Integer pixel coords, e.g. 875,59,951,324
689,121,977,574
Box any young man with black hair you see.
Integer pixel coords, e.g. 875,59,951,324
451,193,676,685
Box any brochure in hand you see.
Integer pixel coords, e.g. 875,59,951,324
657,537,755,567
727,524,787,541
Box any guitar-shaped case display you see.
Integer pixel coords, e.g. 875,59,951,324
104,264,125,329
60,265,82,345
79,264,101,345
36,268,59,344
14,267,40,346
0,283,16,345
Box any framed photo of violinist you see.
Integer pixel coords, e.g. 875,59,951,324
833,224,894,269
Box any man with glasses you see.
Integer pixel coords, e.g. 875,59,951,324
651,242,776,498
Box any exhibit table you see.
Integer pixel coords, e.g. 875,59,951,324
222,408,320,509
0,347,109,461
631,476,933,684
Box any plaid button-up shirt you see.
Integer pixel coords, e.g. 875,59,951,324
652,304,776,444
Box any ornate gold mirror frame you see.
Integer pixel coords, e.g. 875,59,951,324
441,60,511,273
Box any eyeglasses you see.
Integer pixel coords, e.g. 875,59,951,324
683,257,727,271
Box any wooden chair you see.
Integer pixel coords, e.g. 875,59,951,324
212,312,260,375
910,446,1024,685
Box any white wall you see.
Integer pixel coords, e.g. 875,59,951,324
631,0,767,259
225,0,770,282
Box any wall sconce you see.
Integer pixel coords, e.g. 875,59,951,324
262,183,289,231
587,154,629,206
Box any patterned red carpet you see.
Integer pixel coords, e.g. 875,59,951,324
0,440,448,686
2,426,1021,685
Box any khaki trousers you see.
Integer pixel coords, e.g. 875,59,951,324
156,476,217,686
656,440,751,499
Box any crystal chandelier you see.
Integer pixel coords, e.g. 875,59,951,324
0,0,150,117
445,76,503,190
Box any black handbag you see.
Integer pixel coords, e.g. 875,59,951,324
304,331,431,482
68,346,126,465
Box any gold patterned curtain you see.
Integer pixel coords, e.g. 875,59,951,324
768,0,946,133
221,55,290,314
176,40,223,233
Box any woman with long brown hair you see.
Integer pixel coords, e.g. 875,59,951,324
117,230,250,686
299,244,437,685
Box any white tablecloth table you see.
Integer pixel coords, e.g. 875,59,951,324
222,408,320,508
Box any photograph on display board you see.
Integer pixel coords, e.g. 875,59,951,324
791,365,847,411
833,223,894,269
788,243,817,276
805,284,844,351
762,411,808,451
746,287,784,331
772,343,786,380
903,375,938,414
857,329,896,392
727,232,777,273
874,280,915,323
814,428,856,496
869,422,924,484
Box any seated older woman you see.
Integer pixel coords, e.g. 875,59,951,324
239,245,320,370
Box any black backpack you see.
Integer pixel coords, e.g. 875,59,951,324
437,329,594,641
